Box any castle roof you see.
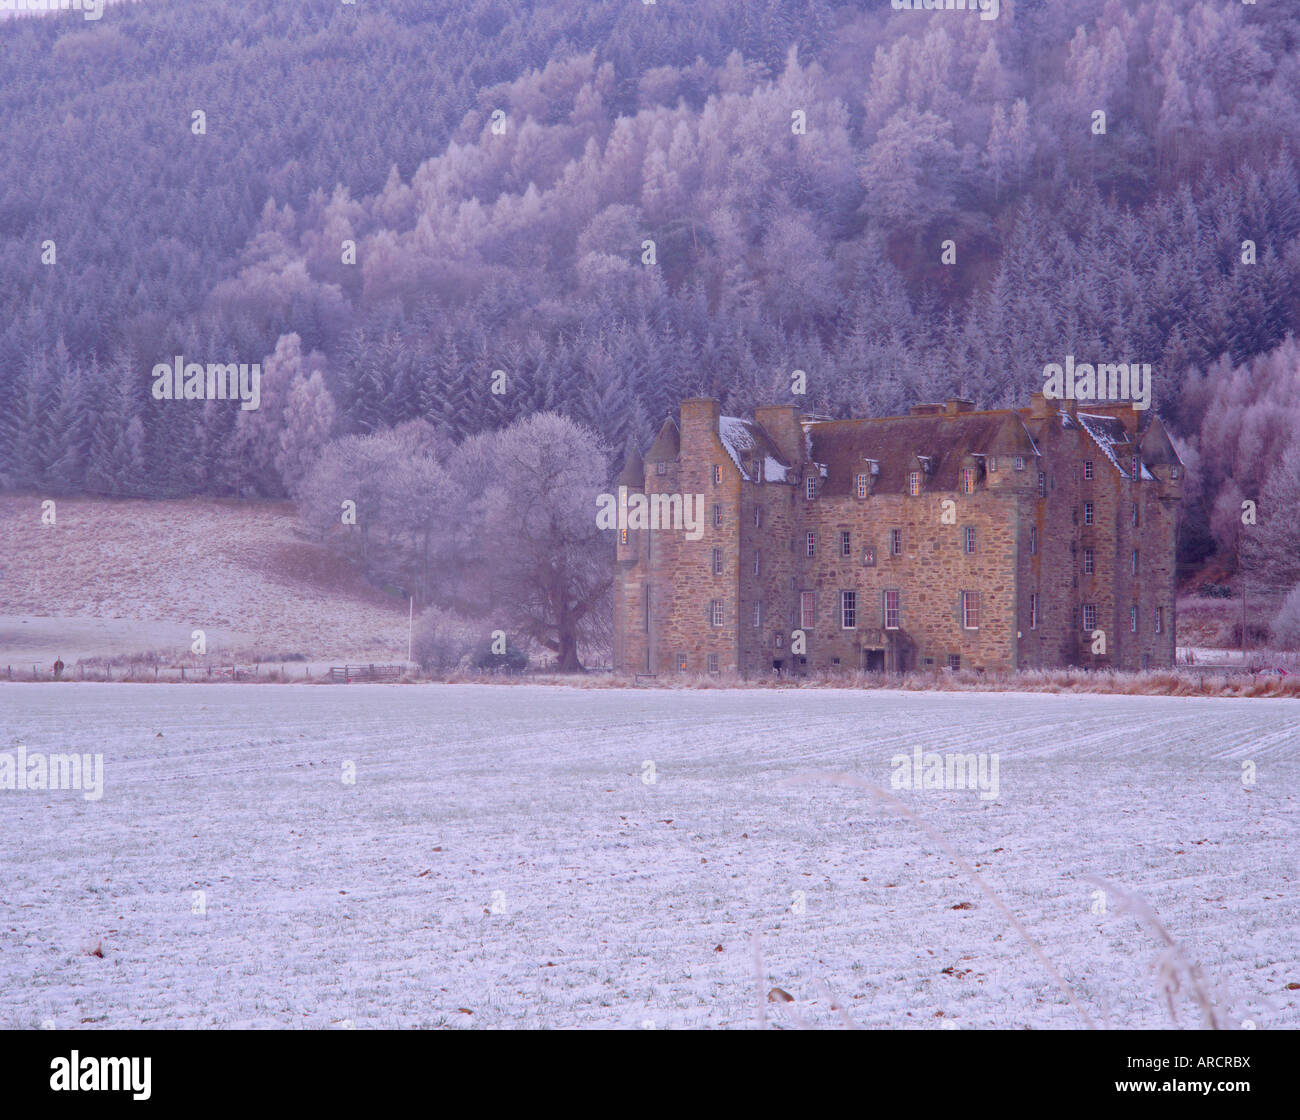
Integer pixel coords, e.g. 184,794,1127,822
645,416,680,462
616,441,645,488
802,409,1039,496
719,416,791,482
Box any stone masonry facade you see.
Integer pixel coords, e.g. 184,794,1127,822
613,395,1183,676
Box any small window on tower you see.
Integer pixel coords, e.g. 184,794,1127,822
806,475,816,500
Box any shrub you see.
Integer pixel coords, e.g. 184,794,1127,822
411,607,478,673
1271,584,1300,650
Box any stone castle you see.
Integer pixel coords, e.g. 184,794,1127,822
613,395,1183,676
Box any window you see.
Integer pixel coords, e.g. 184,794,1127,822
754,507,762,528
806,475,817,500
1083,548,1094,575
753,552,760,576
1083,460,1094,480
839,530,851,557
753,600,762,628
909,470,921,496
1130,605,1138,633
883,589,901,630
961,590,979,630
711,548,723,576
1131,454,1140,479
800,591,816,629
1029,526,1038,555
988,456,998,472
961,467,976,494
1170,466,1181,480
1082,604,1097,632
619,527,628,546
1155,606,1163,634
675,652,687,672
1131,503,1139,528
1014,456,1025,471
1038,472,1047,498
1030,592,1038,630
1084,501,1094,526
644,586,650,632
856,473,869,499
712,464,721,485
806,531,816,558
775,631,783,649
710,600,723,627
948,654,961,671
890,528,902,556
861,547,876,567
1131,549,1138,575
964,526,976,555
707,653,719,674
656,461,667,476
841,590,857,629
711,504,722,528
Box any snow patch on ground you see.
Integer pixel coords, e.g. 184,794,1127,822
1,684,1296,1029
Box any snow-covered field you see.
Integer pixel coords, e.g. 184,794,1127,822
1,683,1296,1030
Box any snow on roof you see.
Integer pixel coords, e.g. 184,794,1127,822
1076,412,1154,480
719,415,791,482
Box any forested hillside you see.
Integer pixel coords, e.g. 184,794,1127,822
3,0,1300,575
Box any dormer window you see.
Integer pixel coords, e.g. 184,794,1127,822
1170,466,1180,480
1014,456,1025,471
988,456,998,472
806,475,817,500
856,473,869,499
961,468,976,495
909,470,921,496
